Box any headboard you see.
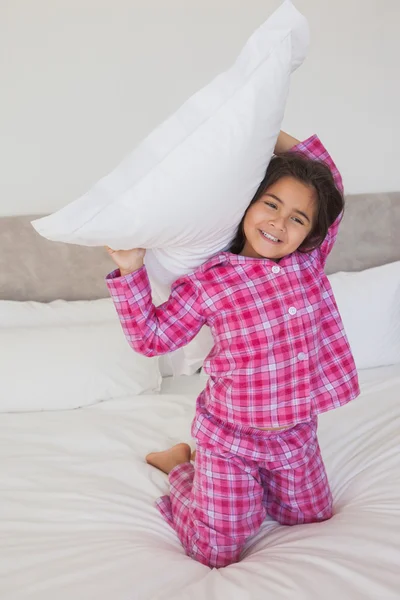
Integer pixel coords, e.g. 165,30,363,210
1,191,399,302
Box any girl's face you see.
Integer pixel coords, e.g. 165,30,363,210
240,176,317,261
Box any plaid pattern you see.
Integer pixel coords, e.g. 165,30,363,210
156,411,332,568
294,134,344,264
106,135,360,429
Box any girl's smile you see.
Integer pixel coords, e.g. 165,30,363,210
259,230,282,244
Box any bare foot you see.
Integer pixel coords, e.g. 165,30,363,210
191,450,196,462
146,443,191,474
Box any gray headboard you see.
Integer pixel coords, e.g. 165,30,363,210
1,191,399,302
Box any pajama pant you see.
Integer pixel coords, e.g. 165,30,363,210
155,404,332,569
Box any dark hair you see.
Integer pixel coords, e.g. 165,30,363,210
229,151,344,255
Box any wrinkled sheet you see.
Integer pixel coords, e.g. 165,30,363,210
1,367,400,600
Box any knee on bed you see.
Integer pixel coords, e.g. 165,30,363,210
188,528,244,569
272,502,333,526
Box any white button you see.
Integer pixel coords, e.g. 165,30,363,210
288,307,297,315
297,352,307,361
272,265,280,273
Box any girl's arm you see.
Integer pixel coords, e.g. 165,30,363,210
275,131,343,194
274,131,301,154
288,134,344,264
105,248,206,357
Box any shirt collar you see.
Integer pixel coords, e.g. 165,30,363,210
219,251,295,267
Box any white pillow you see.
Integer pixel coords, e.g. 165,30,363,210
159,325,214,377
328,261,400,370
0,299,161,412
0,297,116,327
31,0,309,295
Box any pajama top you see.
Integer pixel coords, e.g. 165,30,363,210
106,135,360,429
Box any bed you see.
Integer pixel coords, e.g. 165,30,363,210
1,191,400,600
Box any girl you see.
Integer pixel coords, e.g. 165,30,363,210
106,131,360,569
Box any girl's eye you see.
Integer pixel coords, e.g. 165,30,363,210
264,201,277,209
262,200,306,226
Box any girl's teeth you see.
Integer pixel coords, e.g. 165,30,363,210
262,231,279,242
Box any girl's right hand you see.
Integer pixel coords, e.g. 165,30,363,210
106,247,146,276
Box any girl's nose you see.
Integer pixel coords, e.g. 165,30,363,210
271,216,286,232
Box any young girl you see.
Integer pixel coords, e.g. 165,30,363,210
106,131,360,569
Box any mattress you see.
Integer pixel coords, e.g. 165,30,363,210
1,366,400,600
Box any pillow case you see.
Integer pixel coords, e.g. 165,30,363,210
328,261,400,370
0,297,116,327
158,325,213,377
0,299,161,412
31,0,309,295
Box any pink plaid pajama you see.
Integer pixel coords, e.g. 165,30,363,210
156,403,332,569
104,134,355,568
106,135,359,431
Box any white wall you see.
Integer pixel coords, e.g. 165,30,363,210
1,0,398,217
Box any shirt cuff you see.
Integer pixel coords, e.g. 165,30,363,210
289,134,344,194
105,265,150,300
290,134,319,153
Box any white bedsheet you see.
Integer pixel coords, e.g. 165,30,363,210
1,367,400,600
